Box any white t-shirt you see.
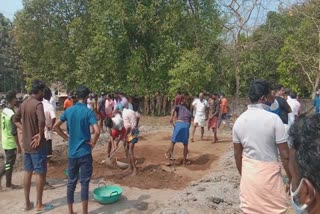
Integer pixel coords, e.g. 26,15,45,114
87,98,93,109
50,96,56,111
293,99,301,116
122,108,140,129
121,97,129,109
42,99,56,140
192,98,209,117
287,96,297,127
112,114,124,130
233,104,288,162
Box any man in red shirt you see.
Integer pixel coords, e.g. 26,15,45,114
218,93,231,128
63,93,74,110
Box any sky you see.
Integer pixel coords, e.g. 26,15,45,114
0,0,23,20
0,0,289,22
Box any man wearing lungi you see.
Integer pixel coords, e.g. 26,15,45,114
191,92,209,142
233,79,291,214
166,96,192,166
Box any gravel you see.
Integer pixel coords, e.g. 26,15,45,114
154,148,241,213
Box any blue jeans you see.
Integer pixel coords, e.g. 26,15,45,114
67,154,93,204
24,145,47,174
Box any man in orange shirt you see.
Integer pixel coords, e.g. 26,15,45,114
218,93,231,128
64,93,74,110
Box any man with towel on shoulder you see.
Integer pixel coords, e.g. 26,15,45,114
233,79,291,214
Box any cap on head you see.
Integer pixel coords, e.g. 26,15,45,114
77,85,91,100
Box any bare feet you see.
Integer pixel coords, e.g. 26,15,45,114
6,184,22,190
122,168,132,176
130,169,137,176
183,160,192,166
44,183,55,190
23,202,34,211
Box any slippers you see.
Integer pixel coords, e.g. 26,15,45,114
22,202,34,212
35,203,54,213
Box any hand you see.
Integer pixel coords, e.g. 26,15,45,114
112,142,116,150
87,141,96,148
31,133,41,148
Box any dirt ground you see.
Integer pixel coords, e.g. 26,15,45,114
0,115,294,214
46,131,230,191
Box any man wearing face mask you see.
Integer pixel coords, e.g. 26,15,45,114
289,114,320,214
233,79,291,213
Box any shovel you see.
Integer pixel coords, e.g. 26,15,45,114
105,141,125,165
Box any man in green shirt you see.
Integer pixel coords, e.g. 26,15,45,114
0,90,21,190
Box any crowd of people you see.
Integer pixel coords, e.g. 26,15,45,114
0,78,320,214
232,80,320,214
0,80,141,214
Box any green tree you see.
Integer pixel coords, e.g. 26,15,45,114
0,13,24,92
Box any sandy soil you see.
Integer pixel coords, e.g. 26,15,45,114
46,131,230,190
0,115,294,214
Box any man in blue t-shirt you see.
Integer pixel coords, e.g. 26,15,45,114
313,91,320,113
54,85,100,214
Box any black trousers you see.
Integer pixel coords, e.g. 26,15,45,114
46,139,53,156
0,149,17,187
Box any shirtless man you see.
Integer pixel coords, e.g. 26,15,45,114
122,108,140,176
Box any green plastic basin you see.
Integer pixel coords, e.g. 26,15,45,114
93,185,123,204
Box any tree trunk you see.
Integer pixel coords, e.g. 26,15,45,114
234,32,241,113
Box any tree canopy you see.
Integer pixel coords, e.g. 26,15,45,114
0,0,319,99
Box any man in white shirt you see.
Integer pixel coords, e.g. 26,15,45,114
191,92,209,142
49,95,56,112
87,94,93,110
233,79,290,213
42,87,56,190
290,92,301,121
104,113,125,158
42,88,56,158
285,89,299,128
